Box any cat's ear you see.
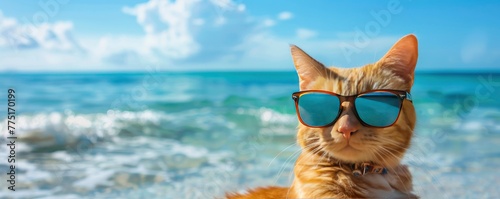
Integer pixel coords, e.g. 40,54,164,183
377,34,418,85
290,45,328,90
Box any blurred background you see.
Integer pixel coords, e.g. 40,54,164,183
0,0,499,198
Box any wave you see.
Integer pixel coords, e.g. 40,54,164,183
0,106,297,152
0,106,299,198
0,110,162,151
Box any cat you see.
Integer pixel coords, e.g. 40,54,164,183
226,34,418,198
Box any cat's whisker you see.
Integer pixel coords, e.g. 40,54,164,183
267,142,299,168
377,147,401,165
375,149,405,182
274,143,319,184
313,146,328,169
294,144,324,174
274,147,303,184
375,149,414,196
377,142,407,151
370,137,409,150
377,148,412,190
295,144,321,165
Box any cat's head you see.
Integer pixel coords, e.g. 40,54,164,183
291,35,418,167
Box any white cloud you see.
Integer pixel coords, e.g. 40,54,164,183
121,0,257,67
0,11,93,71
278,11,293,20
192,18,205,26
122,0,201,59
0,11,83,52
210,0,234,10
296,28,317,39
0,2,404,72
93,35,151,66
0,0,264,71
263,19,275,27
237,4,245,12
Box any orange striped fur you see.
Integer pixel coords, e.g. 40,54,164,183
226,34,419,198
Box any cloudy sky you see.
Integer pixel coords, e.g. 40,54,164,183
0,0,499,72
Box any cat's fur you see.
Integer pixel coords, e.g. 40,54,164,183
226,34,418,198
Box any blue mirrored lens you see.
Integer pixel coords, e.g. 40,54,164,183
355,92,402,127
297,93,340,127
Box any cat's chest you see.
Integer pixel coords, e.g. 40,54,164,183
361,174,415,199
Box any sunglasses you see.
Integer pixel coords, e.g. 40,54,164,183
292,90,412,128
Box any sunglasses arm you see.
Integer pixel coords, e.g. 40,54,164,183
403,92,412,102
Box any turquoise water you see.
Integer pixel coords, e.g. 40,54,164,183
0,72,499,198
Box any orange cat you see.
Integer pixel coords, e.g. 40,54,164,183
227,34,418,198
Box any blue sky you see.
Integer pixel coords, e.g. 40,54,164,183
0,0,499,72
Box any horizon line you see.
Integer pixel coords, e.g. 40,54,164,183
1,69,500,75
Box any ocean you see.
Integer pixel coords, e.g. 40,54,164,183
0,72,499,198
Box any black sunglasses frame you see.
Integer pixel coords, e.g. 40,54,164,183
291,89,412,128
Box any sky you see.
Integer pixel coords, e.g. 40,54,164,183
0,0,499,72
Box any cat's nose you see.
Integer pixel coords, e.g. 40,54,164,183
337,114,361,140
